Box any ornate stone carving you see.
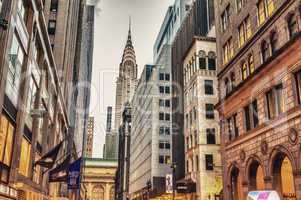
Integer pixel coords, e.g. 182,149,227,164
288,128,299,145
261,140,268,155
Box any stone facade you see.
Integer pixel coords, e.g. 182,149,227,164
215,0,301,199
183,38,222,200
82,158,117,200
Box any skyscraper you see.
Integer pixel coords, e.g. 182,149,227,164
86,117,94,158
106,106,113,132
114,22,138,130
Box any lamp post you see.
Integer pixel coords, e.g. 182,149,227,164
171,162,177,200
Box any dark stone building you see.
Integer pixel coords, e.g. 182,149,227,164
215,0,301,199
116,104,132,200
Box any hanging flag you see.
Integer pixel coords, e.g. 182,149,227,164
35,141,64,168
68,158,82,190
49,155,71,182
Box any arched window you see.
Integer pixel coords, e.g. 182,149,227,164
230,72,236,90
261,41,270,62
287,13,299,39
248,54,255,74
270,31,278,54
92,186,105,200
199,50,206,70
242,61,248,80
249,161,265,191
208,51,216,70
230,166,244,200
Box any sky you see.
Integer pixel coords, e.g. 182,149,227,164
90,0,174,158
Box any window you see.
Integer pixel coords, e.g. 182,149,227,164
194,130,198,146
242,62,248,80
159,141,165,149
19,136,31,177
248,54,255,74
159,155,164,164
205,80,214,95
205,104,215,119
221,5,230,32
6,35,24,101
159,99,164,107
0,114,14,183
50,0,58,12
225,78,231,95
165,99,170,107
159,113,164,120
208,52,216,70
165,74,170,81
270,31,278,54
48,20,56,35
165,86,170,94
199,50,206,69
206,128,216,144
159,155,170,164
165,127,170,135
205,154,214,171
159,127,165,135
196,155,199,171
295,70,301,104
261,41,270,62
159,86,164,93
165,113,170,121
228,114,239,141
223,38,234,64
244,101,259,132
159,73,165,80
266,84,284,119
258,0,274,25
238,17,252,47
287,14,299,39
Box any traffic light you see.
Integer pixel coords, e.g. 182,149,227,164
0,17,8,30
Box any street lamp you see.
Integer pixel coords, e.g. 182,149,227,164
170,162,177,200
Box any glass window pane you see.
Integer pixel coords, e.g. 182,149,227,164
3,123,14,166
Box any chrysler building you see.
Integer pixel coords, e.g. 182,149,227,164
114,22,138,130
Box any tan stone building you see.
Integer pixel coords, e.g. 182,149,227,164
215,0,301,199
82,158,117,200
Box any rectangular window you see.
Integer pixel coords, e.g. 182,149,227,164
165,113,170,121
159,155,164,164
208,57,216,70
266,84,284,119
48,20,56,35
159,127,164,135
165,86,170,94
159,86,164,93
221,5,230,32
159,99,164,107
159,113,164,121
244,105,251,131
295,70,301,104
205,80,214,95
159,73,165,80
228,114,239,141
165,127,170,135
6,35,24,102
50,0,58,12
223,38,234,64
0,114,14,169
206,128,216,144
205,104,215,119
165,99,170,107
238,16,251,47
19,136,31,177
165,74,170,81
199,57,206,69
258,0,274,25
205,154,214,171
159,141,165,149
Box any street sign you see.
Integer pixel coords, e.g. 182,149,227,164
166,174,173,194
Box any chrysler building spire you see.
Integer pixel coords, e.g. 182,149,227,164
114,20,138,130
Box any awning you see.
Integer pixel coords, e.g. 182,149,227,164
49,155,71,182
35,141,64,168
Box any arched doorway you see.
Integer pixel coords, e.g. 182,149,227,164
230,166,244,200
248,161,265,191
272,154,296,199
92,185,105,200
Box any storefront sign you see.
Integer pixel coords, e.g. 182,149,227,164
247,191,280,200
68,158,81,190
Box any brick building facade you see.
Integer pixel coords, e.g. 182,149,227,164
215,0,301,199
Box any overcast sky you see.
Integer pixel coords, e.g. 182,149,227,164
90,0,174,158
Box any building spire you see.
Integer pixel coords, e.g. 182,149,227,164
126,16,132,47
